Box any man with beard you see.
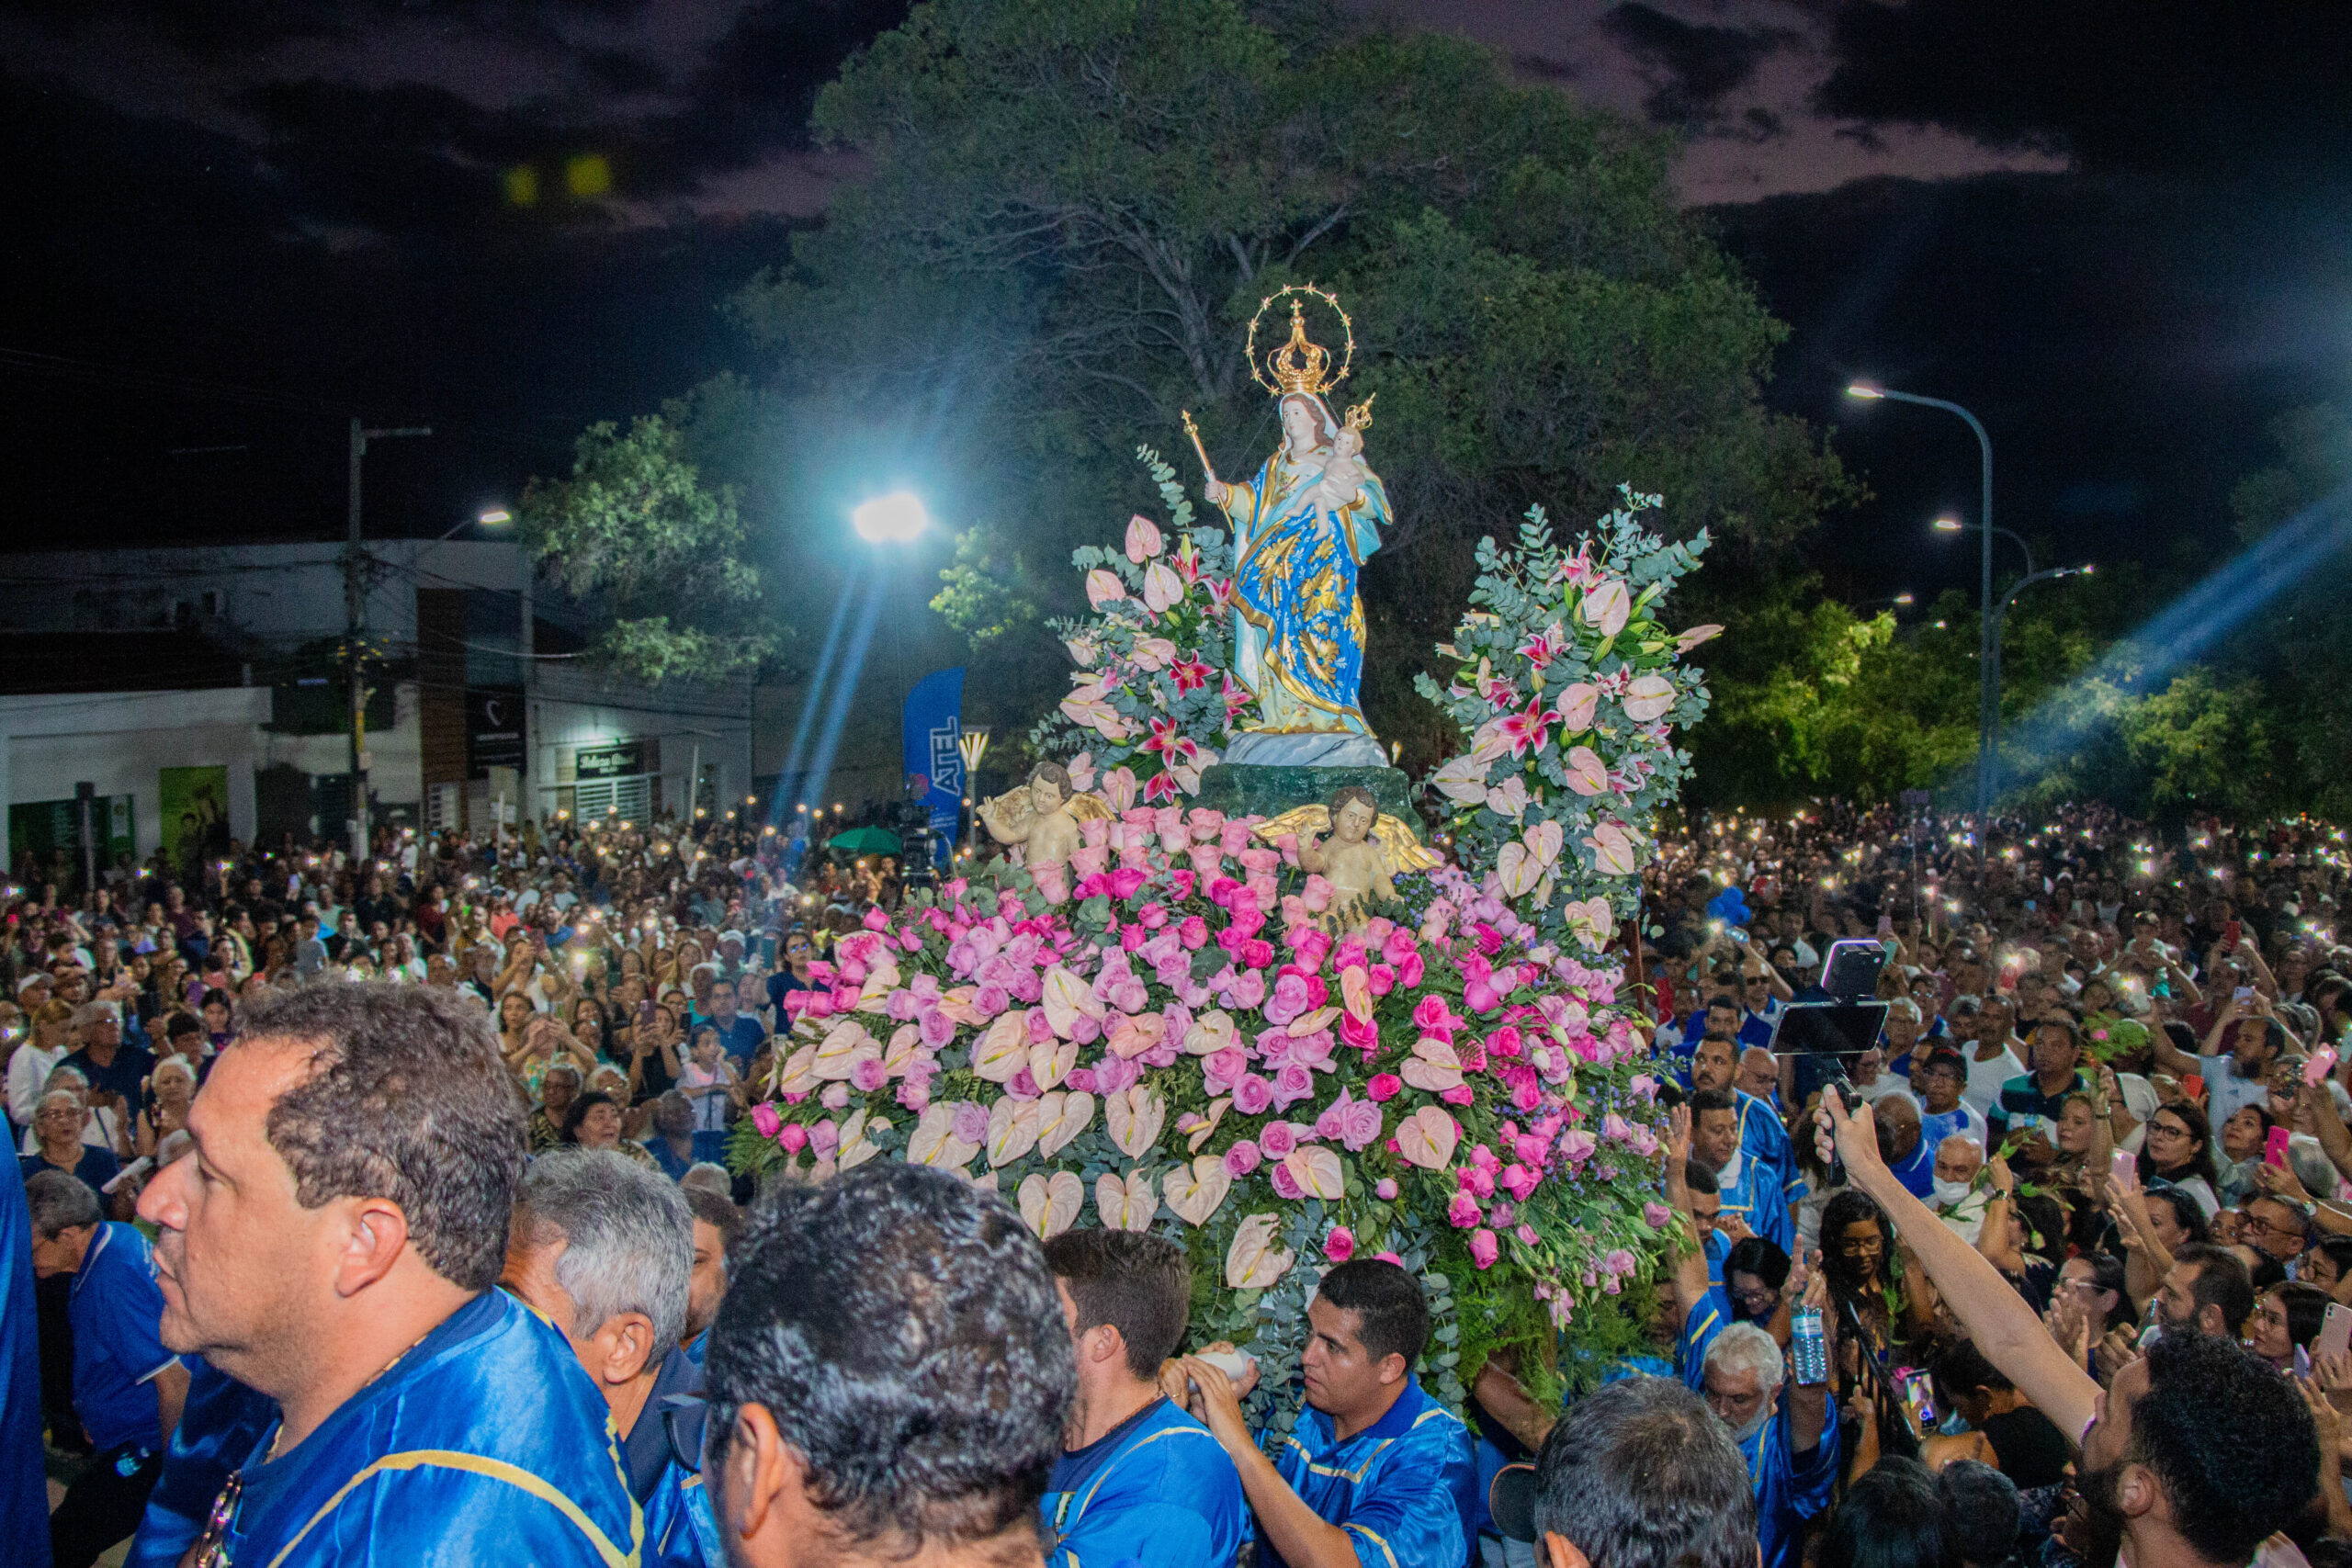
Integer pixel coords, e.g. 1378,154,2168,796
2152,1246,2255,1339
2153,1004,2285,1140
1697,1324,1833,1568
1823,1089,2318,1568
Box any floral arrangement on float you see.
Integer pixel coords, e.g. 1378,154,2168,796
730,490,1717,1422
1419,488,1717,946
1023,447,1260,804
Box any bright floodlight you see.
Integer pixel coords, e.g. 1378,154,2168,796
853,491,929,543
478,507,513,525
1934,516,1963,532
1846,383,1885,400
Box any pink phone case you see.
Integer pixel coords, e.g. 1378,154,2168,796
2266,1125,2294,1168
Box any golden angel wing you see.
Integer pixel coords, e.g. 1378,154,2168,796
1373,814,1442,873
1252,805,1331,843
1066,793,1116,822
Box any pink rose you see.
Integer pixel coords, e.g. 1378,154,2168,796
1517,1224,1539,1247
751,1102,782,1140
1367,1073,1403,1102
1469,1228,1500,1270
851,1058,888,1094
776,1122,808,1155
1374,1178,1399,1201
1323,1227,1356,1264
1269,1162,1305,1201
1224,1139,1263,1177
1260,1121,1298,1157
1499,1163,1540,1201
1232,1073,1275,1115
1448,1192,1482,1228
1644,1201,1672,1229
1457,1164,1496,1200
1410,994,1453,1033
1179,915,1210,950
951,1101,989,1145
1271,1063,1316,1110
820,1083,851,1111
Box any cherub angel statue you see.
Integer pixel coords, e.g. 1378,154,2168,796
1255,784,1440,931
977,761,1111,868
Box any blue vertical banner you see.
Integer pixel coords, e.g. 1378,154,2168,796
902,667,966,871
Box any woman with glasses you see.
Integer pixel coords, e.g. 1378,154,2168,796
2246,1280,2329,1372
2135,1105,2222,1218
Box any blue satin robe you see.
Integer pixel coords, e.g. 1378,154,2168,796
1263,1375,1475,1568
1040,1398,1246,1568
125,1361,277,1568
641,1460,724,1568
1220,421,1389,737
207,1289,640,1565
0,1155,47,1565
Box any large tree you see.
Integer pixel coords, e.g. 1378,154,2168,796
716,0,1850,762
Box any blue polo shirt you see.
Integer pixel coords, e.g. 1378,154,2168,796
1265,1374,1474,1568
126,1363,278,1568
70,1221,178,1453
1041,1397,1245,1568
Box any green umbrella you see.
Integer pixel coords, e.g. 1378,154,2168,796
827,826,903,855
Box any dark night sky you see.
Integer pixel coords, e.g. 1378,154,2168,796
3,0,2349,616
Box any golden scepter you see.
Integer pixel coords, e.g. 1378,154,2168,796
1180,410,1218,487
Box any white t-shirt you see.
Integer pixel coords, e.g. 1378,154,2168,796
1964,1045,2028,1119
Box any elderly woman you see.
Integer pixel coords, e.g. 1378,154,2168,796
560,1090,662,1168
136,1055,199,1159
529,1061,583,1152
18,1089,119,1196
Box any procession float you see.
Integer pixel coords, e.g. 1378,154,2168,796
734,288,1720,1421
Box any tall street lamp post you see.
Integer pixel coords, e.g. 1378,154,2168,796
1847,384,1994,821
1987,563,2095,806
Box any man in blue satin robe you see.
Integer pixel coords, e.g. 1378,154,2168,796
1699,1326,1835,1568
1040,1229,1245,1568
1179,1258,1475,1568
123,1360,277,1568
131,984,639,1565
0,1151,49,1568
699,1163,1075,1568
1690,1088,1792,1257
1687,1037,1794,1227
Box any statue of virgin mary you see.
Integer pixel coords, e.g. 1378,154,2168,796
1204,298,1392,770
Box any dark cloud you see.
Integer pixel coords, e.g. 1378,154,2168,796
1598,2,1797,132
1816,0,2352,178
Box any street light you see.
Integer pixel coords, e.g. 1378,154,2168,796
434,506,514,544
852,491,929,544
1847,383,1995,821
1986,564,2094,806
1933,514,2038,577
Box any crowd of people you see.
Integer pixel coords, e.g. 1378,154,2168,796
2,797,2349,1568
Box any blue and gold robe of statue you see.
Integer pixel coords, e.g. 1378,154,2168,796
1217,423,1389,737
208,1288,641,1566
1261,1375,1475,1568
1040,1396,1246,1568
125,1361,277,1568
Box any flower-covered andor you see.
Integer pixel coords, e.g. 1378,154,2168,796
1417,489,1716,945
730,821,1669,1427
1028,448,1261,803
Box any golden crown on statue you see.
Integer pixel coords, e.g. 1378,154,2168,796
1247,284,1354,399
